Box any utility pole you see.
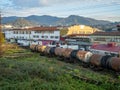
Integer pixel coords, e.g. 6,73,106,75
117,24,120,31
0,11,3,57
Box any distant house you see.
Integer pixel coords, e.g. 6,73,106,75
65,25,99,41
67,25,97,35
90,31,120,45
4,27,60,46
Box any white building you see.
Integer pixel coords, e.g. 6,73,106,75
2,24,13,29
4,27,60,46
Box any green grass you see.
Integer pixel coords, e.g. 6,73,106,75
0,47,120,90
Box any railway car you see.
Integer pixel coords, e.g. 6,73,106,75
37,45,46,55
62,48,73,62
44,46,51,56
108,57,120,71
89,54,103,67
76,51,93,63
49,47,56,56
29,44,120,72
30,44,37,52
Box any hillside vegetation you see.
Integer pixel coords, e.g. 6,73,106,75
8,18,39,28
0,44,120,90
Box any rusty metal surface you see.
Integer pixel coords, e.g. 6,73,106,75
90,54,103,67
109,57,120,71
76,51,92,63
62,48,73,58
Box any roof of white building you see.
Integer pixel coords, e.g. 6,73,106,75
12,27,59,31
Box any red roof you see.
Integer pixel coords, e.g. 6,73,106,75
91,31,120,36
91,43,120,53
12,27,58,31
66,34,91,38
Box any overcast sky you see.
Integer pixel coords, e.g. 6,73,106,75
0,0,120,22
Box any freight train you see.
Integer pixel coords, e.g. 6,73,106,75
30,44,120,72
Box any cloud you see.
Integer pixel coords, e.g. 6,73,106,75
2,0,120,22
0,0,13,9
9,0,41,8
9,0,80,8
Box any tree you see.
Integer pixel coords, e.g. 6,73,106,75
0,12,5,57
60,28,68,36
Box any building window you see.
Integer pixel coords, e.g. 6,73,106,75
13,31,16,34
33,35,39,38
34,31,38,33
29,31,31,34
55,36,58,39
50,36,54,38
16,31,18,34
22,31,24,34
25,31,31,34
34,31,43,33
37,31,41,33
17,31,19,34
49,31,54,34
16,36,18,39
41,36,44,38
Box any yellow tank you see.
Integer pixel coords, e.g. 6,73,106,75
41,46,46,52
44,46,51,54
67,25,96,35
30,44,37,51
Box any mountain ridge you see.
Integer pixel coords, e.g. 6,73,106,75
2,15,111,26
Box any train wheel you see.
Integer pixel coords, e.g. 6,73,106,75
89,64,95,69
